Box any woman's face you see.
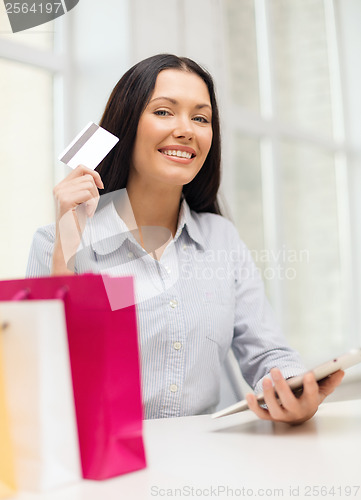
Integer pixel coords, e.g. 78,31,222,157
130,69,213,190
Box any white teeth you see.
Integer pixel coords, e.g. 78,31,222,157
161,149,192,159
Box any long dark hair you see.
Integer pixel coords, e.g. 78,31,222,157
96,54,222,215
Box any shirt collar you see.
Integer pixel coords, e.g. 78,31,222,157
175,198,205,250
86,196,206,256
87,201,132,255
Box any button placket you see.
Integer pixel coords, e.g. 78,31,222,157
159,291,185,418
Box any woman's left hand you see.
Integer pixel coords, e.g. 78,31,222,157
246,368,345,425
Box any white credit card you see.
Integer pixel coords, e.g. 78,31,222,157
58,122,119,170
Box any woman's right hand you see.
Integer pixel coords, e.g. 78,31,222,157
53,164,104,219
51,165,104,275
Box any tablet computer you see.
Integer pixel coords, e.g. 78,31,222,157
212,347,361,419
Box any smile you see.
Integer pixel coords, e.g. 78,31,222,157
162,149,193,159
158,146,197,164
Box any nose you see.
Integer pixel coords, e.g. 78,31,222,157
172,116,194,141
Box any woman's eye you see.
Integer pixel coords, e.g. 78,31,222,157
154,110,170,116
193,116,210,124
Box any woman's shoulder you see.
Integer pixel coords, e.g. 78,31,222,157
26,223,56,277
32,223,56,242
194,210,234,227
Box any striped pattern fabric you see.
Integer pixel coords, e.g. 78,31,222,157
26,196,305,419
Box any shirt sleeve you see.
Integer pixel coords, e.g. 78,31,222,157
26,224,56,277
230,227,306,393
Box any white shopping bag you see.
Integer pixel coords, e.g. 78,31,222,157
0,300,81,492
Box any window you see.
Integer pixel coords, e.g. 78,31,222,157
0,59,54,276
0,3,67,279
223,0,357,364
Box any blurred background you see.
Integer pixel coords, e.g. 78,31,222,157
1,0,361,382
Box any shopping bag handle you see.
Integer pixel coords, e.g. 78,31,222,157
10,285,69,301
11,288,31,301
55,285,69,300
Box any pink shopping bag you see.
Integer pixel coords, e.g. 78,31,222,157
0,274,146,480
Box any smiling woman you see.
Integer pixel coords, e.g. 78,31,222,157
96,54,221,215
128,69,214,235
26,54,344,423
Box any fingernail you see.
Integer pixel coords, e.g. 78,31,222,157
304,372,314,383
271,368,281,381
245,393,254,404
263,378,273,389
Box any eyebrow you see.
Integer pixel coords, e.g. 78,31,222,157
149,96,212,111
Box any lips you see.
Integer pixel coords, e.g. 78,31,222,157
158,145,197,159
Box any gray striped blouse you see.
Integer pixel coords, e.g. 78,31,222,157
26,194,305,419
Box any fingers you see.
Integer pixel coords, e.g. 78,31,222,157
64,164,104,189
54,165,103,219
270,368,306,413
317,370,345,402
247,369,321,424
297,372,319,412
247,368,346,425
245,393,273,421
245,373,287,422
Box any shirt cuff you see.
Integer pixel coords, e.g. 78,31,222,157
253,364,307,394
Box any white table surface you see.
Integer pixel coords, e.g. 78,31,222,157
15,399,361,500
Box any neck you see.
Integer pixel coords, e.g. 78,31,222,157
125,179,183,238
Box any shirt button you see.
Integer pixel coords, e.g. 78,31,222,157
182,244,188,250
127,251,134,259
170,384,178,393
164,265,171,274
169,299,178,308
173,342,182,350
